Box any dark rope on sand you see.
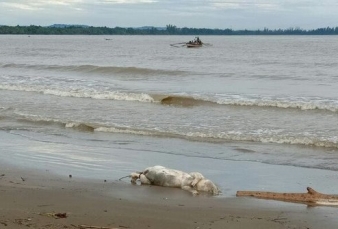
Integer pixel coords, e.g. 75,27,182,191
118,175,131,181
119,170,145,181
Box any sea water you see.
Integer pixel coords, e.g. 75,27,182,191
1,35,338,195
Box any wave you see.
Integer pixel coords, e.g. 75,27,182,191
12,115,96,132
1,82,337,112
214,95,338,112
43,89,155,103
158,94,338,112
0,106,9,111
159,95,213,107
93,126,338,149
7,114,338,149
0,84,155,103
0,63,186,76
65,122,95,132
93,127,338,149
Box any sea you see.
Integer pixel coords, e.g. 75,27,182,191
1,35,338,196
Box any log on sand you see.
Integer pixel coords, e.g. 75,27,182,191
236,187,338,206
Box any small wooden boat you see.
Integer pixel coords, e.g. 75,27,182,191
170,37,211,48
186,43,202,48
186,37,203,48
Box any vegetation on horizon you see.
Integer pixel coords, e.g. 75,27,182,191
0,24,338,35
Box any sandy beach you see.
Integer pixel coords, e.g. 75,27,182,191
1,165,337,229
1,35,338,229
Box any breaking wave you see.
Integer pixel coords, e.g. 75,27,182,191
159,96,213,107
158,94,338,112
6,114,338,149
0,84,155,103
1,82,337,112
214,94,338,112
86,127,338,149
0,63,186,76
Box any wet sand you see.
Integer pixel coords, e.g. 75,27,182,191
1,165,338,229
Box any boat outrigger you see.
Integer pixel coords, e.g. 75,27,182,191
170,37,211,48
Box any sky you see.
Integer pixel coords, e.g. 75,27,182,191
1,0,338,29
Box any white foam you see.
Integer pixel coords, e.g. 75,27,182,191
95,126,338,149
185,131,338,148
0,84,155,103
215,95,338,112
94,127,154,136
2,83,338,112
65,122,80,128
8,108,338,149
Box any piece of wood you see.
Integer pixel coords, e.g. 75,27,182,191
236,187,338,206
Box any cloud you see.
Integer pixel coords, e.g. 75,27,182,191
1,0,84,11
1,2,39,10
0,0,338,29
101,0,157,4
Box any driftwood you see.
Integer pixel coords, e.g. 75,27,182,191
236,187,338,206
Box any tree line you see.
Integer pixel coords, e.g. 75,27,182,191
1,24,338,35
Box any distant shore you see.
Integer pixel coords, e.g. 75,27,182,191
1,164,338,229
1,24,338,35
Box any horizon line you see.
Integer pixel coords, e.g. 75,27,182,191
1,24,338,31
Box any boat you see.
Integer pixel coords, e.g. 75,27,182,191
170,37,210,48
186,43,202,48
186,37,203,48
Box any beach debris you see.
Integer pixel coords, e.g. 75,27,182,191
14,218,32,227
236,187,338,206
54,212,67,218
41,212,68,219
73,224,120,229
130,166,220,195
118,175,131,181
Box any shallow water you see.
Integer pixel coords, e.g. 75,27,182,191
0,35,338,195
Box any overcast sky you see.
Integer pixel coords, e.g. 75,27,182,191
1,0,338,29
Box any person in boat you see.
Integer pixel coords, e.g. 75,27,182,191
186,37,202,46
190,37,201,45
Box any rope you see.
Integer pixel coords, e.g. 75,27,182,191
118,175,130,181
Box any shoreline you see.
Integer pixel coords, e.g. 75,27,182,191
1,165,338,229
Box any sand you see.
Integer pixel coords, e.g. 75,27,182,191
0,165,337,229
